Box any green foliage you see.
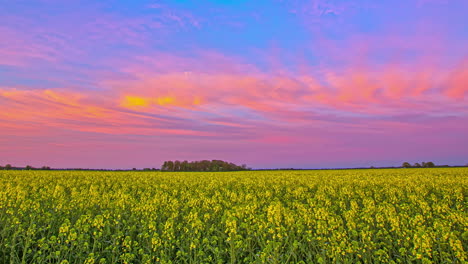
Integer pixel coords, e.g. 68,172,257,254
424,162,435,168
161,160,249,172
402,162,412,168
402,161,437,168
0,169,466,263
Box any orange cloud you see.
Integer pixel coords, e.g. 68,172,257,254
120,94,203,109
101,49,468,125
122,96,151,108
1,46,467,141
0,87,221,138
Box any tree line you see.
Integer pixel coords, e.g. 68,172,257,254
2,161,464,171
161,160,250,172
0,164,51,170
401,161,435,168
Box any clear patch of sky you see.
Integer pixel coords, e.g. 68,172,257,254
99,0,316,71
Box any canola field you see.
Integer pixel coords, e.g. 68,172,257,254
0,168,466,263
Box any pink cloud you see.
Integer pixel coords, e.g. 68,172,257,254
0,26,60,66
444,59,468,99
1,42,466,146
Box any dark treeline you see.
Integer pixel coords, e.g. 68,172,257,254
401,161,436,168
0,164,51,170
161,160,250,172
1,161,466,171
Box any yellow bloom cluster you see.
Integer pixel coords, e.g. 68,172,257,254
0,168,466,263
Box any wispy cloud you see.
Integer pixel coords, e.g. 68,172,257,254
1,47,466,141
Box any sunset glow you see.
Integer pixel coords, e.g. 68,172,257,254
1,0,467,169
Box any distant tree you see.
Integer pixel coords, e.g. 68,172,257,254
5,164,12,170
210,160,219,171
25,165,33,170
174,160,181,171
421,162,427,168
41,166,51,170
181,160,189,171
425,161,435,168
414,163,422,168
161,161,168,171
132,168,137,171
402,162,412,168
201,160,208,171
190,161,198,171
143,168,151,171
161,160,248,172
167,161,174,171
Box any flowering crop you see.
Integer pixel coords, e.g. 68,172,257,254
0,168,466,263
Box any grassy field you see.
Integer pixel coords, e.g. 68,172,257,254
0,168,466,263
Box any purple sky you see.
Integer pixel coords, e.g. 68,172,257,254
0,0,467,169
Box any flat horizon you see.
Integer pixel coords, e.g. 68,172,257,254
1,1,467,168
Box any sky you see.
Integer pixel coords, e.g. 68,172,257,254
0,0,467,169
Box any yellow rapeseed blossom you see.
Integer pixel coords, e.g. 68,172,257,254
0,168,466,263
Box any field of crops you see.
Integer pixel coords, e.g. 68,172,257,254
0,168,466,263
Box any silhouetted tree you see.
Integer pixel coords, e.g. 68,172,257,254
201,160,210,171
402,162,412,168
5,164,12,170
161,161,168,171
174,160,181,171
161,160,248,172
41,166,51,170
425,161,435,168
167,161,174,171
181,160,189,171
25,165,33,170
414,163,422,168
